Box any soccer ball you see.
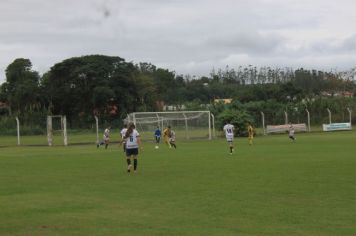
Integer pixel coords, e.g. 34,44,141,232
155,145,159,149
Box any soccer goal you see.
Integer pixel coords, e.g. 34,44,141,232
47,115,68,146
125,111,215,141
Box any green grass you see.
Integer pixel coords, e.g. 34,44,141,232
1,132,356,235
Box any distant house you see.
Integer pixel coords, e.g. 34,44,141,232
321,91,353,98
341,91,353,98
321,91,332,97
163,104,186,111
156,101,165,110
340,68,356,82
214,98,232,104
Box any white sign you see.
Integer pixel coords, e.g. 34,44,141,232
322,123,352,131
267,123,307,134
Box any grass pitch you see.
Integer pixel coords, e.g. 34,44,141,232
1,132,356,235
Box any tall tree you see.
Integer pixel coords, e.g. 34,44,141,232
41,55,162,125
4,58,40,115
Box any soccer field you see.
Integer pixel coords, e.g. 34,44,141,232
1,132,356,235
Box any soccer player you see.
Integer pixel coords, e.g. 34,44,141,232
97,126,111,149
247,123,254,145
163,126,172,148
288,123,296,142
169,129,177,149
154,126,161,149
120,124,128,152
123,123,142,173
223,122,234,154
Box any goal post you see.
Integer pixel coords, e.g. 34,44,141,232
47,115,68,146
125,111,215,141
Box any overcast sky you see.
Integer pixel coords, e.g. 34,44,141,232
1,0,356,83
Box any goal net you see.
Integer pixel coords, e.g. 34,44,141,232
125,111,215,141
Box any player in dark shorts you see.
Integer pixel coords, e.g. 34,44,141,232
123,123,142,173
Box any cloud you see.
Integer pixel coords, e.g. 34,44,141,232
204,31,285,55
339,35,356,52
1,0,356,83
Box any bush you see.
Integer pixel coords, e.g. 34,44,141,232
0,117,17,135
217,109,254,137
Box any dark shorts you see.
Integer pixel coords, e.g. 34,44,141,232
126,148,138,157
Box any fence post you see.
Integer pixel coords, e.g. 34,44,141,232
261,111,266,135
63,116,68,146
15,117,20,146
183,113,189,140
208,111,212,140
211,113,216,138
347,107,352,125
305,109,311,132
326,108,331,124
47,116,53,146
94,116,99,145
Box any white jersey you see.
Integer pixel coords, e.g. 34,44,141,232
120,128,128,139
103,129,110,140
125,129,140,149
169,130,176,142
289,127,295,136
223,124,234,141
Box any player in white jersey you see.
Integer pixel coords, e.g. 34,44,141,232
97,126,111,149
122,123,142,173
288,123,296,142
223,122,234,154
120,124,128,152
169,129,177,149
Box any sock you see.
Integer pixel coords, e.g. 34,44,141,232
134,159,138,170
230,146,233,153
127,159,131,172
172,143,176,149
105,144,108,149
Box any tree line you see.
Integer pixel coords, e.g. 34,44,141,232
0,55,355,133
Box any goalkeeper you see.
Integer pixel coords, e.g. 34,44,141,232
154,126,161,148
